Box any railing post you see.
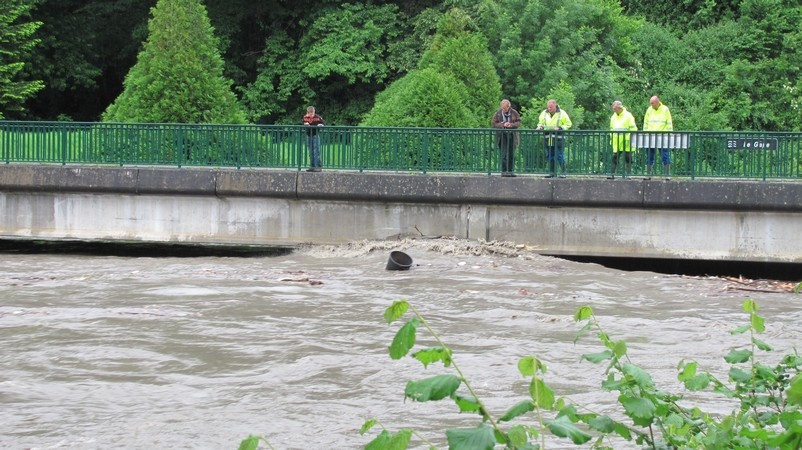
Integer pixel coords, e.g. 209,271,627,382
422,128,428,174
690,132,696,180
763,133,767,181
61,123,68,165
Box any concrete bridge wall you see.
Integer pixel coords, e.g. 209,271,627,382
1,165,800,262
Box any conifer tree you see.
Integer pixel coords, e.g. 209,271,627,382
103,0,245,123
362,8,499,128
0,0,44,119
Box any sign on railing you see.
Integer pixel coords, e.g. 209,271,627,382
726,138,778,150
634,133,690,149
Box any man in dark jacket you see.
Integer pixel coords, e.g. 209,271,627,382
491,99,521,177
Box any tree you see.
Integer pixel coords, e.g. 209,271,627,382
522,80,586,129
22,0,153,121
419,8,501,125
0,0,44,119
708,0,802,131
478,0,640,129
242,2,413,125
362,8,499,128
102,0,245,123
361,67,476,128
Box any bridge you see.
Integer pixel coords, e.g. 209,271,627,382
1,164,800,264
1,121,801,264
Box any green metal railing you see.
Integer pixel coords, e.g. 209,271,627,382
1,121,801,179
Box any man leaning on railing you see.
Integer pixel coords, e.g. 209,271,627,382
491,99,521,177
302,106,324,172
536,99,573,178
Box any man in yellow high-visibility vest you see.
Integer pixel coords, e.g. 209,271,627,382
643,95,673,180
608,100,637,179
536,99,572,178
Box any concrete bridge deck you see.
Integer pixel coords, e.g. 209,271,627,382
1,164,800,263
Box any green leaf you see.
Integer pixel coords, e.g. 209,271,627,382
752,337,772,352
365,429,412,450
613,341,628,358
544,415,592,444
413,347,452,368
238,435,260,450
506,425,532,447
786,374,802,406
613,422,632,440
453,393,482,414
751,313,765,333
683,373,711,390
405,374,461,402
730,325,751,335
518,355,546,376
500,400,535,422
724,348,752,364
389,318,419,360
754,363,777,381
384,300,409,323
587,415,615,433
581,350,614,364
574,306,594,321
728,367,752,383
742,298,758,313
574,321,594,343
602,378,627,391
529,378,555,409
360,419,378,435
446,424,496,450
620,395,656,425
677,360,697,381
623,363,654,388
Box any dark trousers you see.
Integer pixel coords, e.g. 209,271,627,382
499,133,515,173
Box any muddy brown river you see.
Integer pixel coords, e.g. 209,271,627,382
1,239,800,449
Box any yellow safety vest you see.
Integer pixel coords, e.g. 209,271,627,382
537,109,572,130
538,108,572,145
610,108,637,153
644,103,673,132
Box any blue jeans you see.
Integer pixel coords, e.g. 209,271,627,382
647,148,670,165
307,134,321,168
545,141,565,164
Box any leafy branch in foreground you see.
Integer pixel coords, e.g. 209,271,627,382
238,434,275,450
366,298,802,449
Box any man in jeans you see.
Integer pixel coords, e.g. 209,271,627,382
536,99,572,178
643,96,673,180
303,106,324,172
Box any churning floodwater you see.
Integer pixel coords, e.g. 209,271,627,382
1,238,800,450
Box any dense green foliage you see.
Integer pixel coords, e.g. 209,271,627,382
478,0,639,129
242,2,414,125
362,8,501,128
364,298,802,449
2,0,801,130
102,0,245,123
0,0,44,119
